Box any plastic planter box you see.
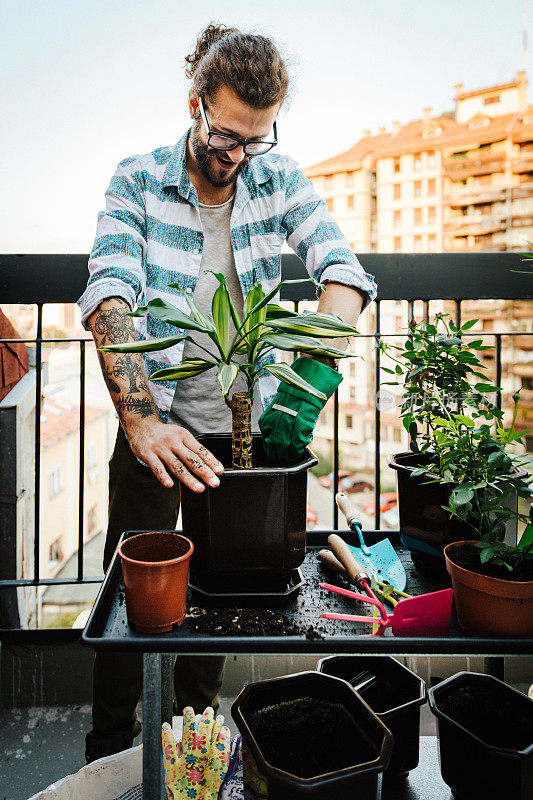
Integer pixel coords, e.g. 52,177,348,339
388,452,523,564
181,433,317,584
428,671,533,800
316,655,426,779
231,670,392,800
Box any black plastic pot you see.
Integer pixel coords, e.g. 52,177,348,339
181,433,317,585
428,671,533,800
388,451,524,566
232,670,392,800
316,655,426,780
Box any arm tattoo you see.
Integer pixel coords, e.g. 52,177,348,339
116,396,155,419
94,307,135,345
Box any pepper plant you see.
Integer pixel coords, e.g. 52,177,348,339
380,313,533,572
100,273,358,469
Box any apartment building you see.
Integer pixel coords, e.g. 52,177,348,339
305,73,533,473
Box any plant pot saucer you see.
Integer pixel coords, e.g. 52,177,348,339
189,568,304,607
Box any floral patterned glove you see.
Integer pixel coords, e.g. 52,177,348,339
162,706,231,800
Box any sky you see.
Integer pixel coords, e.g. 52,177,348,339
0,0,530,252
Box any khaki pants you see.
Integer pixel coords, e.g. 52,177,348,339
91,425,226,738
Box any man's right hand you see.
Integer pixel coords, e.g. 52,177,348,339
125,417,224,492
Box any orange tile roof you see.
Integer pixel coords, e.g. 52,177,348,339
305,132,391,176
456,79,520,101
304,110,533,178
41,397,108,447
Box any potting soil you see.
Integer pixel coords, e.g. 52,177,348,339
247,697,377,778
438,686,533,750
446,543,533,582
186,607,326,639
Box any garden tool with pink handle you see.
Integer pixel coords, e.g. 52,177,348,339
320,534,453,637
336,491,407,591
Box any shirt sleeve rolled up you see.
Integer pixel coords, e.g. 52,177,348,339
281,159,377,310
77,158,147,329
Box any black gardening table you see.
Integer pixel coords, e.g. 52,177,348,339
82,530,533,800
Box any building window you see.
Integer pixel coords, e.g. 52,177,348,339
349,386,356,400
347,195,355,209
414,234,423,251
428,178,436,195
49,537,64,567
428,151,436,168
394,236,402,252
346,172,355,187
393,426,402,443
414,180,422,197
393,183,401,200
414,155,422,170
326,198,334,212
48,465,63,500
349,361,356,377
394,210,402,226
394,158,401,173
428,233,437,249
484,95,500,105
414,208,422,225
346,414,353,429
325,175,333,190
428,206,436,223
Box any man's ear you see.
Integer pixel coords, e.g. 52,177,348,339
188,89,199,119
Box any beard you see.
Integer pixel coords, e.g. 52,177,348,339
189,119,250,188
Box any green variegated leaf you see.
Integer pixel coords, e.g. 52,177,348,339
217,362,239,396
266,304,298,320
265,362,327,400
99,335,185,353
167,282,216,332
149,358,215,381
265,313,358,338
212,283,231,356
262,333,350,358
206,271,241,330
243,277,318,325
132,297,209,333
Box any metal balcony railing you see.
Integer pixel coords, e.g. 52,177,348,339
0,252,532,636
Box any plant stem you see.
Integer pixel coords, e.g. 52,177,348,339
225,391,253,469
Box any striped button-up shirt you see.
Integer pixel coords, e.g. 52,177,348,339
78,131,377,419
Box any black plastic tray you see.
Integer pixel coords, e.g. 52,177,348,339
81,530,533,655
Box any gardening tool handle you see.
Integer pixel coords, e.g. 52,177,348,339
318,549,350,581
335,492,358,526
328,534,369,587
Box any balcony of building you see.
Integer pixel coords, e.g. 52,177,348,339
443,154,506,181
443,213,508,236
445,186,508,206
512,153,533,174
0,253,532,799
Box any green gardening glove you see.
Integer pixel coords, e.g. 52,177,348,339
259,356,343,466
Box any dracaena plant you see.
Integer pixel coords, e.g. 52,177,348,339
100,273,358,469
379,313,533,573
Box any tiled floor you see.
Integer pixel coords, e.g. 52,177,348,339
0,698,237,800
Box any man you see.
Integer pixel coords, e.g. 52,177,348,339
79,23,377,762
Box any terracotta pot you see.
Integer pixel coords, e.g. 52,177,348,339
118,532,193,634
444,540,533,637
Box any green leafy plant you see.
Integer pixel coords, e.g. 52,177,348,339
101,273,359,468
380,313,533,573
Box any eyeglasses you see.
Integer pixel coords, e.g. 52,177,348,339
198,96,277,156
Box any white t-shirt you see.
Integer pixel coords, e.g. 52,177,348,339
169,195,262,435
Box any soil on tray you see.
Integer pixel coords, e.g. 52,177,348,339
186,607,326,639
248,697,377,778
447,542,533,582
439,685,533,750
